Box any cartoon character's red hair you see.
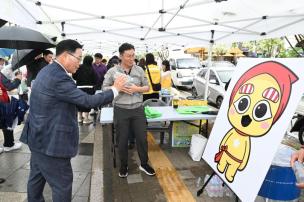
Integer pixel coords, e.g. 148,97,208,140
230,61,298,124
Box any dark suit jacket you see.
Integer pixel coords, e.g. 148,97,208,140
20,61,114,158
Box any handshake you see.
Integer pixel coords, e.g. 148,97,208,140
113,73,139,95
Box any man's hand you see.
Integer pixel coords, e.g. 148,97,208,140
296,182,304,189
0,88,2,96
113,75,127,92
291,148,304,167
291,149,304,189
121,84,139,95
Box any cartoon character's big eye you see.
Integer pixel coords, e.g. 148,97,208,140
252,100,272,121
233,95,251,114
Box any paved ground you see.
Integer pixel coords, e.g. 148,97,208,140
0,123,94,202
106,129,237,202
105,121,304,202
1,119,304,202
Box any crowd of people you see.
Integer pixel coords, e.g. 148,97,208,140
0,39,175,201
1,39,304,201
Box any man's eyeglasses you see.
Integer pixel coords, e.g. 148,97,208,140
67,52,82,61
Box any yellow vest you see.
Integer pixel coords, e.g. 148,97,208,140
161,72,172,91
144,64,161,94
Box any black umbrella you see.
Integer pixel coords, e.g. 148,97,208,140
11,49,44,70
0,26,55,50
0,19,7,28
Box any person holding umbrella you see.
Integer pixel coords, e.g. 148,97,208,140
0,56,23,152
27,50,53,87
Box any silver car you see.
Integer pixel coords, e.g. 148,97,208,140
192,67,234,108
169,58,202,87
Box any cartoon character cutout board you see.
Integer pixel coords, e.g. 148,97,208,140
202,58,304,202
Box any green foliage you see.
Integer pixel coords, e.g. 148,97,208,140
241,38,287,57
278,47,303,58
258,38,285,57
214,44,228,56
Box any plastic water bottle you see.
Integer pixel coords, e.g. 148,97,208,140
128,76,133,84
215,178,221,197
196,176,202,188
203,175,211,196
293,161,304,183
209,177,216,197
216,177,224,197
224,186,234,197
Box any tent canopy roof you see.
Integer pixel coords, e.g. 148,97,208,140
2,0,304,55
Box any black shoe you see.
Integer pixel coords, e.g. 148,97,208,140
128,143,135,150
139,164,155,176
119,166,128,178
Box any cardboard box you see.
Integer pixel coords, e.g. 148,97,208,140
172,120,206,147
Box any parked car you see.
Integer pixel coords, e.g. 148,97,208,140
212,61,235,67
202,61,235,68
169,57,202,88
192,67,234,108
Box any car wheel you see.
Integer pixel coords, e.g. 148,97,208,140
216,96,223,108
191,87,198,97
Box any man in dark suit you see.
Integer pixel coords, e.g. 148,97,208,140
20,39,126,202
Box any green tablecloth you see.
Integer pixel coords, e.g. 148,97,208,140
176,106,209,114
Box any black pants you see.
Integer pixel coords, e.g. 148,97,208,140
128,127,135,144
114,106,148,167
27,151,73,202
2,129,14,147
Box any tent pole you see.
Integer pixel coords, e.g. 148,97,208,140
204,30,214,101
161,0,164,28
164,0,190,29
143,15,162,39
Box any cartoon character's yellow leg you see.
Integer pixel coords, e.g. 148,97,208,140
217,154,229,173
225,159,240,183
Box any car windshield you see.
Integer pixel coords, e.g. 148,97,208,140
212,61,235,67
217,70,234,83
176,58,201,69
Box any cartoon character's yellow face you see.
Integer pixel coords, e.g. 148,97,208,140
228,74,281,137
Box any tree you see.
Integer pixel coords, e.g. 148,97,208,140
256,38,285,57
239,38,285,58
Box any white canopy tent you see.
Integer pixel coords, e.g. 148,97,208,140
1,2,304,199
1,0,304,55
2,0,304,100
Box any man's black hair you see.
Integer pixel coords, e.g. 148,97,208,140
94,53,103,59
56,39,83,56
119,43,135,55
43,49,53,56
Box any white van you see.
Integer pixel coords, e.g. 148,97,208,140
169,57,202,88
